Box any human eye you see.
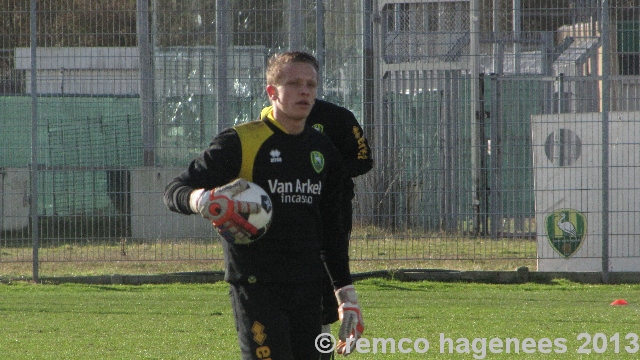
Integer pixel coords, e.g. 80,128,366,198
287,79,303,87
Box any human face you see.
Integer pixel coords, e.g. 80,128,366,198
266,62,318,130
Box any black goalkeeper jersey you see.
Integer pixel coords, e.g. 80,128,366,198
306,99,373,181
263,99,374,199
164,113,352,287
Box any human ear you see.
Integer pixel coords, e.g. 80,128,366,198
266,85,278,100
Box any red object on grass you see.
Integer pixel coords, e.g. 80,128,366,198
611,299,628,306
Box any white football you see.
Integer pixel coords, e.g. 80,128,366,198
232,181,273,243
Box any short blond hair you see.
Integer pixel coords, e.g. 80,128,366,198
266,51,319,86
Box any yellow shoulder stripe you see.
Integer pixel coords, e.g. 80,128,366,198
262,106,288,133
234,121,273,181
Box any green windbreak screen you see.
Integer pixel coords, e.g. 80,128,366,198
0,96,141,215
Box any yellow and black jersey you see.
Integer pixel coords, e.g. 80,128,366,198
262,99,374,199
307,99,373,179
164,111,351,287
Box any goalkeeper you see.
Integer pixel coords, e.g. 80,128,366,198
309,99,373,358
164,51,364,359
261,98,373,359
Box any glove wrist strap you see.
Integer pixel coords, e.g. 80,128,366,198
189,189,205,213
335,285,358,304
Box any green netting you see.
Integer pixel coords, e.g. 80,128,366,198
482,79,541,218
380,76,540,231
382,81,475,231
0,96,142,215
0,96,142,167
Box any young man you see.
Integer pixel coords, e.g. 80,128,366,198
261,98,373,359
308,99,373,359
164,52,364,359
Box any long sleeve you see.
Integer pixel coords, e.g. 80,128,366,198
307,99,373,179
320,154,353,289
163,128,243,215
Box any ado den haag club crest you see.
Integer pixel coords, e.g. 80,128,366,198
545,209,587,259
311,123,324,133
310,151,324,173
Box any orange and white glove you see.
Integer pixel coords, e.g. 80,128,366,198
190,179,260,244
335,285,365,356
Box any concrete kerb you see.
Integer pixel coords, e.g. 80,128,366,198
11,267,640,285
37,271,226,285
392,268,640,284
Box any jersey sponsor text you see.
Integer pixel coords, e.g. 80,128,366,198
267,179,322,204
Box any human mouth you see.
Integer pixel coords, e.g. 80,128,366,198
296,101,312,108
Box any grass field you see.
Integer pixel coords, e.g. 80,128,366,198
1,278,639,359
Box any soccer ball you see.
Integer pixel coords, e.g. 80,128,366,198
233,181,273,243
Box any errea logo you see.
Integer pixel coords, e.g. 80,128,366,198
270,149,282,163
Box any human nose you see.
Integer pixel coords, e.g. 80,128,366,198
301,83,316,96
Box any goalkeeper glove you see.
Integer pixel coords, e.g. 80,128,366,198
335,285,364,356
190,179,261,244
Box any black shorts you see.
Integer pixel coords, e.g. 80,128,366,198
229,281,323,360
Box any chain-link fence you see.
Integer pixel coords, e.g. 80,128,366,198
1,0,639,280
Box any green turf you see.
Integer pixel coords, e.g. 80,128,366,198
1,279,639,359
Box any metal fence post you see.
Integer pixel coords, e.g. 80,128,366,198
30,0,39,283
470,0,481,235
489,73,503,238
600,0,611,283
316,0,325,97
216,0,230,132
137,0,155,166
289,0,303,50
